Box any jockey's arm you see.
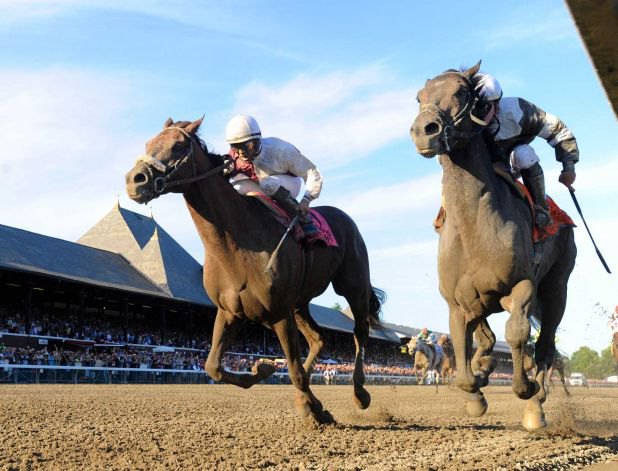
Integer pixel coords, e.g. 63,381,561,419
517,98,579,173
285,148,323,214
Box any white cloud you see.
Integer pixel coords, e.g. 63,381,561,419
329,172,441,222
230,66,420,170
482,12,576,50
0,1,235,27
0,68,145,240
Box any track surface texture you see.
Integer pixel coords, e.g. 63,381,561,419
1,384,617,470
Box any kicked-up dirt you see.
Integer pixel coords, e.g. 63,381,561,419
0,383,616,470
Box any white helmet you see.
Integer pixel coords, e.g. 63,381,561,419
474,73,503,101
225,114,261,144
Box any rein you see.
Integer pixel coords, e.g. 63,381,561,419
136,126,227,194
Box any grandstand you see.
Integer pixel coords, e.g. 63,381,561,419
0,202,513,378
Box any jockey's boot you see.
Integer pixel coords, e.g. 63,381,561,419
521,163,552,229
271,187,319,237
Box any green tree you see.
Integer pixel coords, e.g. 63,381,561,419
570,346,615,379
570,346,599,377
331,302,343,312
598,347,616,378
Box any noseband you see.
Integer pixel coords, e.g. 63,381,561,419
418,73,489,153
135,126,227,194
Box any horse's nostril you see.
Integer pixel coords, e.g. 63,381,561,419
424,122,440,135
133,173,147,184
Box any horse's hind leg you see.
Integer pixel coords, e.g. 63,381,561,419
558,365,571,396
341,291,372,409
295,305,324,375
272,316,333,424
204,309,276,388
471,319,496,387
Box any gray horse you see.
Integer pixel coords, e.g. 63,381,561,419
410,62,576,430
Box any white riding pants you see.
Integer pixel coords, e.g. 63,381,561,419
510,144,540,171
231,174,302,199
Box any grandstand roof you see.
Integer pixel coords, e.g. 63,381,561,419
383,321,511,354
314,305,401,343
0,224,168,297
78,203,214,307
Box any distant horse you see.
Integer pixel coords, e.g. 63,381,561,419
612,333,618,369
125,118,385,424
407,337,442,384
410,62,576,430
437,335,456,384
523,344,570,396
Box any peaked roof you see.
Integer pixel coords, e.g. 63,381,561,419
78,204,213,307
0,224,168,297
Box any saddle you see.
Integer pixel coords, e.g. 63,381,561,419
433,166,575,244
245,191,338,247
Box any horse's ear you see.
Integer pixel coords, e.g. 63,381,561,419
462,60,482,79
163,118,173,129
185,115,204,134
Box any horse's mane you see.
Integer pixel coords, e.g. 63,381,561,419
169,120,229,167
440,66,484,90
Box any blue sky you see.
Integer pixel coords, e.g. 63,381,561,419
1,0,616,355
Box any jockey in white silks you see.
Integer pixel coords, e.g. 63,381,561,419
224,114,323,236
473,72,579,229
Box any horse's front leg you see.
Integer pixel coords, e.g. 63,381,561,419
449,304,487,417
500,280,540,403
204,309,276,389
273,316,334,424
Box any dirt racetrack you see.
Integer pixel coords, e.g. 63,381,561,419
1,383,617,470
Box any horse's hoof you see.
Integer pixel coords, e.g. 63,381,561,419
252,362,276,380
315,409,336,425
465,392,488,417
522,400,546,430
353,387,371,410
294,396,312,418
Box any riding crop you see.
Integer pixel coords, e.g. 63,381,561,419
568,188,611,273
264,215,299,273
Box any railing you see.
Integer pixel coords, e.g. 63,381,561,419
0,364,520,386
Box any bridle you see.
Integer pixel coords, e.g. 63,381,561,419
135,126,227,194
417,72,492,153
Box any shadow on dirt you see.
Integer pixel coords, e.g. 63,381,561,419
341,422,506,432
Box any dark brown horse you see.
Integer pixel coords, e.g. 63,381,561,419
410,63,577,429
125,118,384,424
523,344,570,396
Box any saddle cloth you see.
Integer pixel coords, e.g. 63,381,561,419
245,191,338,247
514,181,576,243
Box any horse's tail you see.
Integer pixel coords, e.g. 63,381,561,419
368,287,386,327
